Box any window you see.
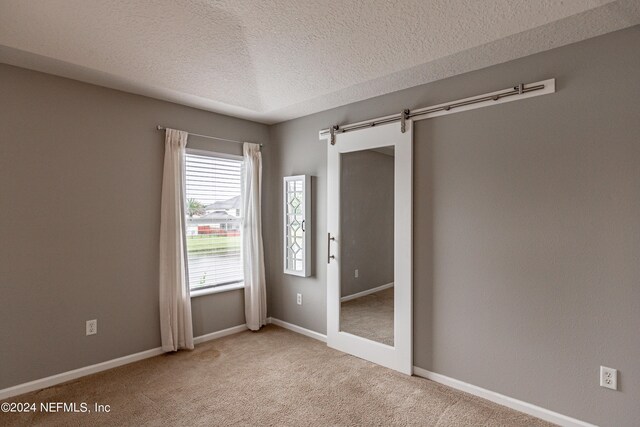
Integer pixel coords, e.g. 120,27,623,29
185,151,243,291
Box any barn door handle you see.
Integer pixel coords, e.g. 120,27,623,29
327,233,335,263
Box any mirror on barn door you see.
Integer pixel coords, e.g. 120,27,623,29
326,121,413,374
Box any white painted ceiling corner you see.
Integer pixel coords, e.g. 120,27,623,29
0,0,638,124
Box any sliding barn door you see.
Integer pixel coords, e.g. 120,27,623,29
326,121,413,374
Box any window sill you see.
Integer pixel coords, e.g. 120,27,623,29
190,282,244,298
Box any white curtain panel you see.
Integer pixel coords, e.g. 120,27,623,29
242,143,267,330
159,128,194,351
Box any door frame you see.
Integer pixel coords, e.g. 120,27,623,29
326,120,413,374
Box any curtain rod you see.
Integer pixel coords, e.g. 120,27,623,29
156,126,263,148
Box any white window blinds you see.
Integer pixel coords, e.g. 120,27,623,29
184,152,243,290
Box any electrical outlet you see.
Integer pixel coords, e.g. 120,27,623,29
355,269,359,278
296,293,302,305
86,319,97,336
600,366,617,390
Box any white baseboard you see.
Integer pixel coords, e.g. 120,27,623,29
0,324,247,401
267,317,327,342
340,282,394,302
0,347,163,401
412,367,596,427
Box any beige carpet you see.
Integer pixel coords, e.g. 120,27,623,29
341,287,394,345
0,325,553,427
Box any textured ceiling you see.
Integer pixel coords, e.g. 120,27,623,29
1,0,639,124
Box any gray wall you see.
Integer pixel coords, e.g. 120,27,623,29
266,26,640,426
340,150,394,297
0,64,269,389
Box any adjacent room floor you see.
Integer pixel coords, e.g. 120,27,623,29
0,325,552,426
341,287,394,345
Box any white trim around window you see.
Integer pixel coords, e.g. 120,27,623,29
186,148,243,162
185,149,244,298
190,282,245,298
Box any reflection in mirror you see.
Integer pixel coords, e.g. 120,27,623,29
339,146,394,346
